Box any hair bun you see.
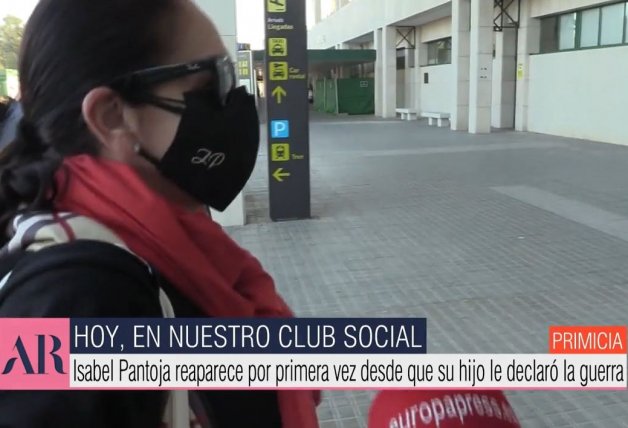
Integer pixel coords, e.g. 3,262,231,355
18,117,42,146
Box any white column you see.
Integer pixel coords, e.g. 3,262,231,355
374,29,383,117
469,0,493,134
197,0,245,226
381,26,397,118
413,27,423,113
314,0,322,24
515,0,541,131
492,28,517,128
330,0,338,14
404,47,413,109
197,0,237,58
451,0,470,131
337,42,349,78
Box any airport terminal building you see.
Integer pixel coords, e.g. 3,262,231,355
308,0,628,145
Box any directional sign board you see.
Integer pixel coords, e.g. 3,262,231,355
237,50,254,95
265,0,311,221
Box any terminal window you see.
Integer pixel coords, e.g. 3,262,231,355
601,3,626,45
541,1,628,53
396,48,405,70
625,3,628,42
579,9,600,47
426,38,451,66
559,13,577,50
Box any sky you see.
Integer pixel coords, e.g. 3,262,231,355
0,0,38,21
0,0,316,51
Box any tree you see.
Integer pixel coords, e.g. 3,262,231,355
0,15,24,70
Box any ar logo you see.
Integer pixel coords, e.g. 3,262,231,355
1,335,65,375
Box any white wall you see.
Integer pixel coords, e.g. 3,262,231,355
420,64,453,114
417,17,453,116
196,0,237,58
528,46,628,145
421,17,452,42
309,0,449,48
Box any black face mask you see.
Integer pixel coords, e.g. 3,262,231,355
142,86,260,211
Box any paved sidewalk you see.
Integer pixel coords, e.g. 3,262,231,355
228,114,628,428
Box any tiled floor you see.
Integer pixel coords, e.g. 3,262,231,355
227,114,628,427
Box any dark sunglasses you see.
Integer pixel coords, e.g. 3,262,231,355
108,56,236,111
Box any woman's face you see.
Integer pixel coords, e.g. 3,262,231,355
85,0,228,171
82,1,230,208
128,1,228,162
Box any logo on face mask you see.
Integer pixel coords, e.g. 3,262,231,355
191,148,226,170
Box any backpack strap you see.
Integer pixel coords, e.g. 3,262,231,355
0,241,200,427
158,288,193,428
1,211,211,427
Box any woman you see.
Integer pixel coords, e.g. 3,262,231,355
0,0,319,427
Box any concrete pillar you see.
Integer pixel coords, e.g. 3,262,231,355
515,0,541,131
342,43,354,77
381,26,397,118
469,0,493,134
492,28,517,128
314,0,322,24
330,0,338,14
197,0,237,57
337,40,350,81
416,28,427,113
374,29,383,116
411,27,422,112
335,42,345,78
197,0,244,226
404,47,413,109
451,0,470,131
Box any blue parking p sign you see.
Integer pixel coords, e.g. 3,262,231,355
271,120,290,139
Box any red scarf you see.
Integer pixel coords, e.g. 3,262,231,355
54,155,319,428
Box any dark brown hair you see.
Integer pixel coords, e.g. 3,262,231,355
0,0,178,236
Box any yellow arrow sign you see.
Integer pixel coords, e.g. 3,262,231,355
273,167,291,182
272,86,287,104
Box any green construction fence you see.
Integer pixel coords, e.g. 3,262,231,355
313,78,374,115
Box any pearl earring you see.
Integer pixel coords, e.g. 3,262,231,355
133,143,141,154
